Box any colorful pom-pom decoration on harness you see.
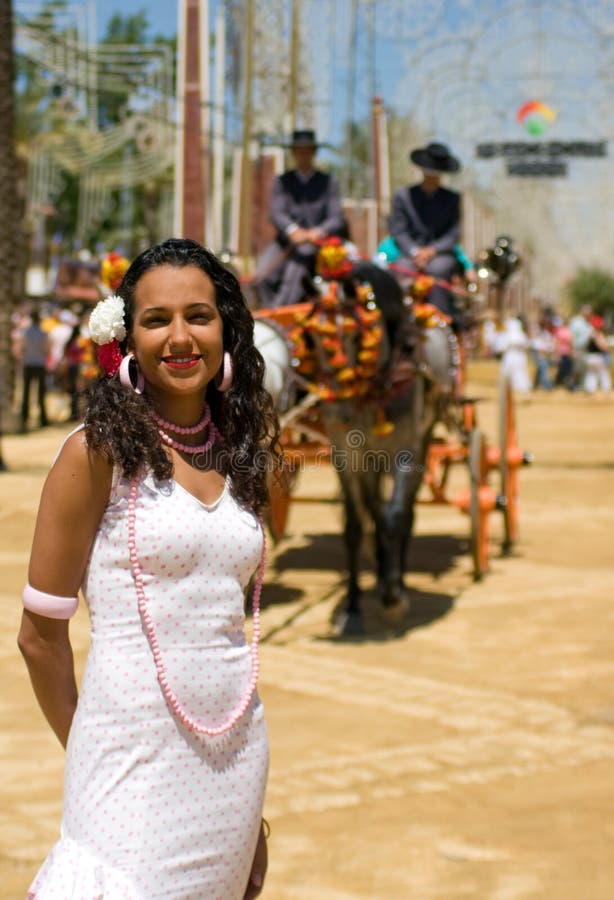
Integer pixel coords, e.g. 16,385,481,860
315,238,353,280
100,252,130,292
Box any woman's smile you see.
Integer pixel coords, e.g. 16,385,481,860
162,354,202,370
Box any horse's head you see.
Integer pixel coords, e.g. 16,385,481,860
290,267,387,404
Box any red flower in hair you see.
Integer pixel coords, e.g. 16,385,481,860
97,340,124,376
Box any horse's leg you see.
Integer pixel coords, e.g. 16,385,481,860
377,469,419,608
335,469,365,634
359,467,386,591
398,431,433,566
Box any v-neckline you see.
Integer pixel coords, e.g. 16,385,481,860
172,476,229,512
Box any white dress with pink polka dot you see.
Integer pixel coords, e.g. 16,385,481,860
28,468,269,899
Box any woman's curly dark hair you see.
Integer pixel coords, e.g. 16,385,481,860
85,238,282,515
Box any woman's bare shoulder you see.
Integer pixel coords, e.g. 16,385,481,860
28,429,114,594
48,427,113,497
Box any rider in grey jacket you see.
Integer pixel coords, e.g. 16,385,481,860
389,141,462,317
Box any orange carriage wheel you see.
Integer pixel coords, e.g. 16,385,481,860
461,398,477,434
469,428,492,580
267,451,298,543
423,438,453,504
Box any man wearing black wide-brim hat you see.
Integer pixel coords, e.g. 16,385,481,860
256,129,345,307
389,141,462,316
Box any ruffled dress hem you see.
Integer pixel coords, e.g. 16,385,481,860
27,837,143,899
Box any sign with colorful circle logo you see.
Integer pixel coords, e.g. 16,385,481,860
516,101,556,136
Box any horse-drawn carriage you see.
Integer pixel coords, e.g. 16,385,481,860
251,241,529,633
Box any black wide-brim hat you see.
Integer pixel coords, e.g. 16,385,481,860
287,129,319,148
409,141,460,173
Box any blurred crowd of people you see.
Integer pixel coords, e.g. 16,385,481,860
482,305,612,395
10,296,612,437
11,303,98,432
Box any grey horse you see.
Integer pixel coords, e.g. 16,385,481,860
319,291,455,633
257,261,457,634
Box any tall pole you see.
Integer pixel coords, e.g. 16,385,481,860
211,6,226,252
344,0,359,198
288,0,301,134
86,0,98,130
371,95,390,242
173,0,210,244
367,0,376,198
239,0,254,274
200,0,211,246
173,0,185,236
367,0,375,104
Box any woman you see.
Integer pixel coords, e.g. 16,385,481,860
499,315,531,393
18,238,281,899
60,320,86,420
584,314,612,393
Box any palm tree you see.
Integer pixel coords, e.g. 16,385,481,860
0,0,22,465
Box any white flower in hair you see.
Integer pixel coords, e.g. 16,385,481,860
89,294,127,345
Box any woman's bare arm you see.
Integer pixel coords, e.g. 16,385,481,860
18,431,113,747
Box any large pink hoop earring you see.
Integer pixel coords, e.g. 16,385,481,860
119,353,145,394
216,351,233,392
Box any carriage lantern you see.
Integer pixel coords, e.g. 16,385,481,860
478,235,521,284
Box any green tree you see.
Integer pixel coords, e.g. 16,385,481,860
93,11,176,254
331,109,427,202
335,118,372,199
14,4,176,258
14,1,92,261
97,11,151,127
565,267,614,318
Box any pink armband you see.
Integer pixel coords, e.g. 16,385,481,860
22,584,79,619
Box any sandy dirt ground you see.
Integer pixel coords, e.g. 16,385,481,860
2,361,614,899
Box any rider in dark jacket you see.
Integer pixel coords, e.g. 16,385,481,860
256,129,346,307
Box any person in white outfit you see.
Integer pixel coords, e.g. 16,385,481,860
499,315,531,392
18,238,281,899
47,309,76,380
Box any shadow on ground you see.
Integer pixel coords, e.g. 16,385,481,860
325,586,456,643
406,533,468,577
269,531,345,574
260,530,462,640
271,531,467,579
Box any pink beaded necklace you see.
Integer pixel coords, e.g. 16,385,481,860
151,406,211,434
127,476,266,736
157,424,219,454
152,403,219,454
